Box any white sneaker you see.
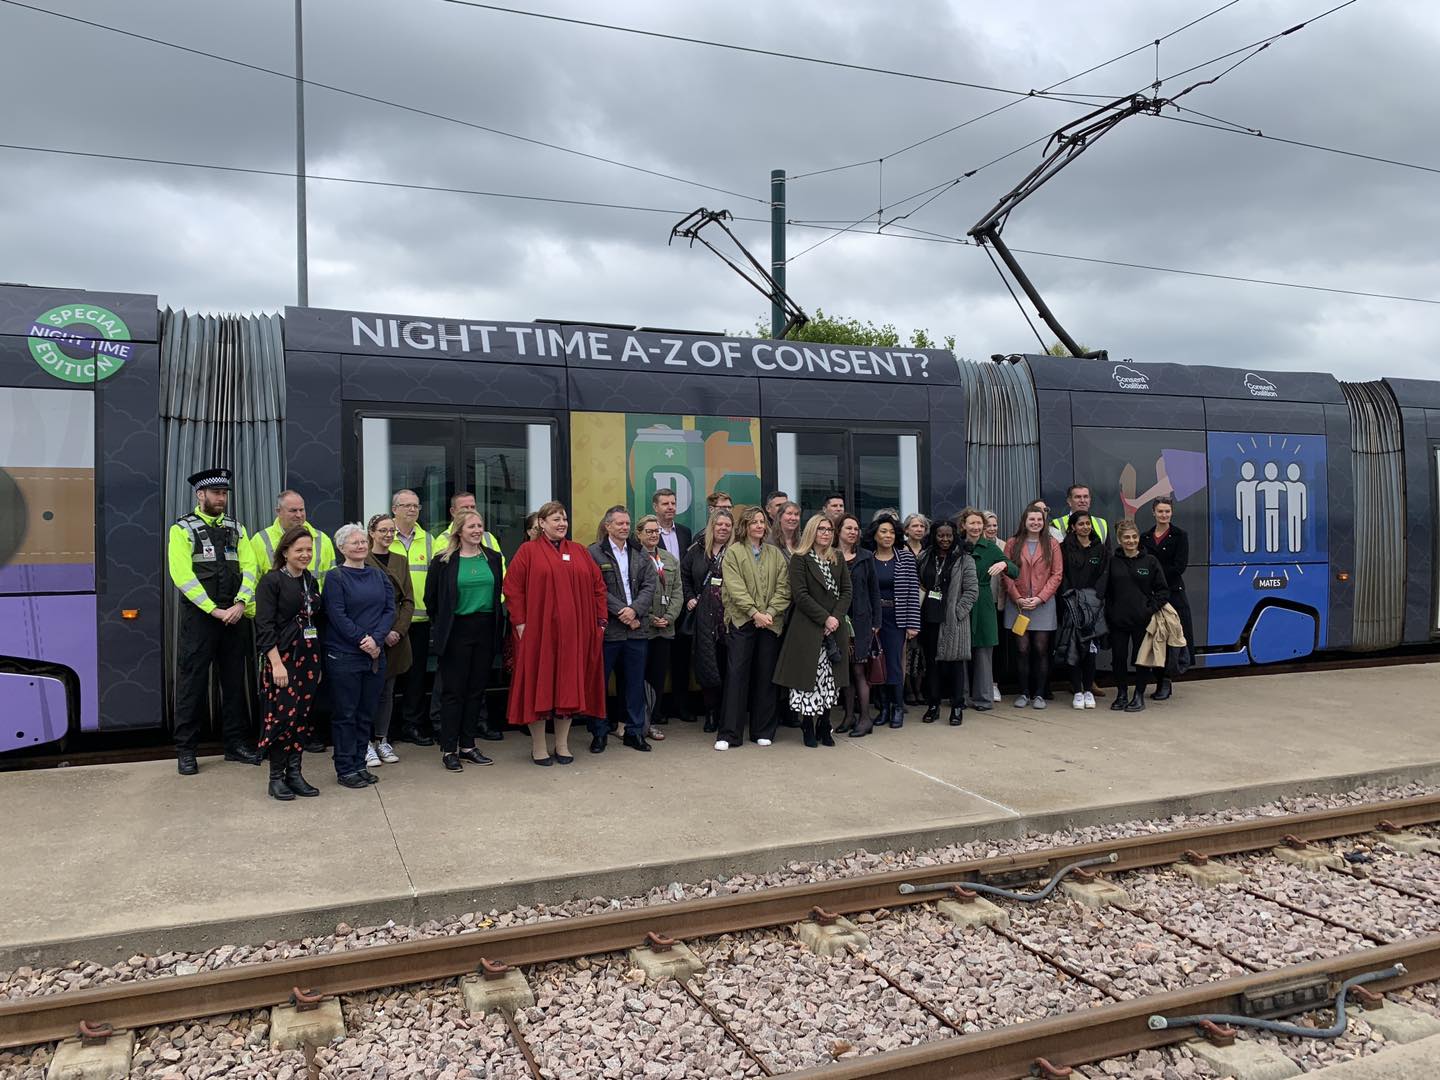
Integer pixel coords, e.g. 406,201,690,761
992,684,1002,702
1013,695,1030,709
713,740,730,751
756,738,772,747
1032,697,1047,710
377,741,400,764
1083,692,1096,709
1072,693,1086,710
365,743,382,768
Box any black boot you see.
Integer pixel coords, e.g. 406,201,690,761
801,717,818,748
921,704,940,724
817,715,835,747
1109,690,1130,711
890,702,905,728
948,706,963,727
702,711,718,733
267,748,295,801
1151,678,1172,701
284,751,320,797
1125,686,1147,712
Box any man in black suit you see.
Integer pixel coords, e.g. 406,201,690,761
652,487,694,722
590,506,658,753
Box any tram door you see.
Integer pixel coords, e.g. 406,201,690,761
355,410,558,555
768,426,922,522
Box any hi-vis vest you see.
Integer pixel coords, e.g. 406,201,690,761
245,519,337,616
390,526,435,621
168,508,257,614
1051,513,1109,544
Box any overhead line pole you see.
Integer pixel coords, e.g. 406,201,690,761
770,169,786,338
294,0,309,307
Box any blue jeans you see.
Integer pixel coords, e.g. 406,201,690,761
597,638,649,737
326,649,385,777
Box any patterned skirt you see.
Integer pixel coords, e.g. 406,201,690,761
789,647,838,716
258,637,323,751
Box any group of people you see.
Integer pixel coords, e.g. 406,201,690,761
167,469,1192,798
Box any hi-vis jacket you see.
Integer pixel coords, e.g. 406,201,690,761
390,525,436,622
245,518,337,617
167,506,258,614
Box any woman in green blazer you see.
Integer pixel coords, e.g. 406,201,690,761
774,515,852,747
959,507,1017,711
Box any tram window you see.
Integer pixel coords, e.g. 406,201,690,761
360,417,455,530
464,420,553,556
773,428,921,521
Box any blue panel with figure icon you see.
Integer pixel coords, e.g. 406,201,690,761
1205,431,1328,658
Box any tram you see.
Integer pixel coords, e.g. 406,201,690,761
2,282,1437,751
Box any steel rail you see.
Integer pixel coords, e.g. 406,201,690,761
3,794,1438,1049
779,936,1440,1079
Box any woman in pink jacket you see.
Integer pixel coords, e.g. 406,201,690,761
1003,501,1063,709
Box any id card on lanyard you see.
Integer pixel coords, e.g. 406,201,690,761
299,578,318,641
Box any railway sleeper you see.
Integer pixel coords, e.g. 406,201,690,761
45,1023,136,1080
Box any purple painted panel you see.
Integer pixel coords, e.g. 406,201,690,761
0,593,97,734
0,672,67,750
0,561,95,594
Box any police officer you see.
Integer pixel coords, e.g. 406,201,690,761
249,489,337,754
249,489,336,591
168,468,262,774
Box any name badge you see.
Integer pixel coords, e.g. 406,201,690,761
710,576,723,586
562,553,571,561
201,540,216,559
928,589,943,601
302,627,318,640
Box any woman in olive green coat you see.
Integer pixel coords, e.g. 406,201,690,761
774,516,852,747
959,507,1017,711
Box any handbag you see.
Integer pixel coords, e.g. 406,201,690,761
1011,612,1031,636
863,647,886,685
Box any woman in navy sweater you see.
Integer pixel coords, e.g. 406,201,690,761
324,523,395,788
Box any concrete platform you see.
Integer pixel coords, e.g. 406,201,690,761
2,664,1437,968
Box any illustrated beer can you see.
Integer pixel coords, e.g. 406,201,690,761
629,425,704,519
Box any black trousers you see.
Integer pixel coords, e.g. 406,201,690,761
918,621,965,706
395,620,431,733
645,636,672,722
1109,627,1155,695
666,630,693,718
720,623,781,745
173,603,252,751
1170,587,1195,669
1068,649,1097,693
437,614,495,753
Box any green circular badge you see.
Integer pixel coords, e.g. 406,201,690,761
27,303,134,383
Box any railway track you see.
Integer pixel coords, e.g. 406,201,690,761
3,794,1439,1077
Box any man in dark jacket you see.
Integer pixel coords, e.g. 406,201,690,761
653,487,694,721
589,507,658,753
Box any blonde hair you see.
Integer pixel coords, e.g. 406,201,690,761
440,509,485,561
703,509,734,558
1115,518,1141,543
793,514,839,564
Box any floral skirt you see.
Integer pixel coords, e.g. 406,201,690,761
789,647,838,716
258,638,322,751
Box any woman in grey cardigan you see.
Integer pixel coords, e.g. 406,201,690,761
637,515,684,740
934,544,980,726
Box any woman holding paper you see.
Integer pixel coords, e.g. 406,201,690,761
1002,502,1063,710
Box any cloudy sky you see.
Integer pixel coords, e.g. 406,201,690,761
2,0,1437,377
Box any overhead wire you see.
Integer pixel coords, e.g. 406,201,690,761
2,140,1434,310
788,0,1245,182
0,0,766,205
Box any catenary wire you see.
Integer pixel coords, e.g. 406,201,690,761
1161,114,1440,177
4,140,1434,309
807,221,1440,306
0,142,778,221
0,0,766,205
788,0,1245,182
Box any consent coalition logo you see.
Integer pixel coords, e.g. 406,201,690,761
1111,363,1150,391
1244,372,1279,398
27,303,134,383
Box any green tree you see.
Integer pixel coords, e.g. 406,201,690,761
1045,341,1094,357
744,308,956,351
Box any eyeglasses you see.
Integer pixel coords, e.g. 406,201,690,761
393,502,419,510
374,527,397,536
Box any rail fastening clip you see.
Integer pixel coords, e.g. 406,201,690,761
644,931,676,954
77,1020,114,1046
1031,1056,1073,1078
290,986,325,1013
479,958,512,981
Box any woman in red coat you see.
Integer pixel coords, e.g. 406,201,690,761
505,501,608,765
